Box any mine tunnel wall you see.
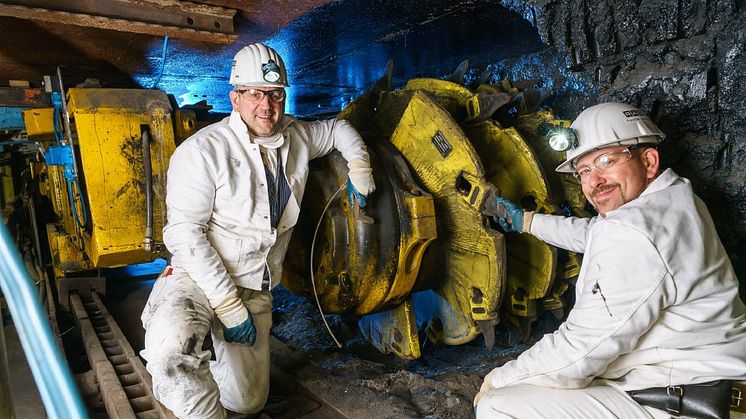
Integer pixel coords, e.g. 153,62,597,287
494,0,746,292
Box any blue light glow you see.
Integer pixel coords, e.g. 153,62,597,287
106,258,167,278
263,0,548,117
132,1,596,119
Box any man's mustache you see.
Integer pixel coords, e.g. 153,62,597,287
590,184,618,197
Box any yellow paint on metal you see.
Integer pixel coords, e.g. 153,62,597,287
0,166,13,208
27,162,48,197
381,89,505,345
60,88,176,268
513,110,588,281
22,108,55,136
45,162,85,252
339,179,437,315
405,78,559,322
359,298,421,360
386,194,437,305
173,109,197,144
510,109,590,318
406,78,474,122
466,123,557,307
281,146,436,320
329,112,437,316
475,80,519,98
46,223,92,278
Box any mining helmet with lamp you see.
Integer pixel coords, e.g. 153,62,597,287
229,43,289,88
554,102,665,173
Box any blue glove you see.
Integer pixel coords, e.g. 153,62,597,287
495,196,523,233
222,315,256,345
347,177,368,209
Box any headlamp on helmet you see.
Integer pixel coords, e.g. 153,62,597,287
540,120,577,152
554,102,665,173
262,60,281,83
229,43,289,88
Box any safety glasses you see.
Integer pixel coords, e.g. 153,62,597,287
235,88,286,103
572,146,641,182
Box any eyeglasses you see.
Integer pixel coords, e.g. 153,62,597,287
572,146,640,182
235,88,286,103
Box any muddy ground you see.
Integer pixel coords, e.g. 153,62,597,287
102,272,561,419
268,285,564,419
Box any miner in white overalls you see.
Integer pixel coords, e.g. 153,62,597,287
141,43,375,418
476,102,746,418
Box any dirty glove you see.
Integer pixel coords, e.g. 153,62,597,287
347,178,369,208
214,296,256,345
347,158,375,208
222,315,256,345
495,196,524,233
473,367,500,407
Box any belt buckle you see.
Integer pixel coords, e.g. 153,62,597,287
733,382,746,413
666,385,683,416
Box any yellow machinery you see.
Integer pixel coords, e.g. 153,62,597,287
23,89,185,285
404,78,560,334
0,165,13,210
286,73,508,357
403,76,592,338
379,89,505,347
285,64,590,358
282,145,437,316
281,139,438,359
14,76,585,359
511,110,589,321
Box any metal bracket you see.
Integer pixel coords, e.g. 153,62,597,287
58,276,106,307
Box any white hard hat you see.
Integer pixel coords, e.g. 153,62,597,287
229,43,289,88
555,102,665,173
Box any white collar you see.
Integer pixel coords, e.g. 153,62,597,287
228,111,296,148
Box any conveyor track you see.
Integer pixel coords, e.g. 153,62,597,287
70,291,174,419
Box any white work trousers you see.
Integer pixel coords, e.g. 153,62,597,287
476,383,669,419
140,270,272,419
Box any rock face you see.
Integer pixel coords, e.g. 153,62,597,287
498,0,746,290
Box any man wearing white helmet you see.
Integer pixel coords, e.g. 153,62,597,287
140,43,375,418
475,102,746,418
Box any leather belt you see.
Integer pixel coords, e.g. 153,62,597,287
627,380,732,419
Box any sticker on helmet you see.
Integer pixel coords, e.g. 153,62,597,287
622,109,648,124
262,60,281,83
622,110,643,117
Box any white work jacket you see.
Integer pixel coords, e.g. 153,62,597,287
487,169,746,391
163,111,369,310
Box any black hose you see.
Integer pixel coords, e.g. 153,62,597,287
142,127,154,252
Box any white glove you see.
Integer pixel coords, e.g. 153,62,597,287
473,367,499,407
213,294,249,328
347,158,375,196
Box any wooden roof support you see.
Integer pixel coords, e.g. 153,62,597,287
0,0,238,43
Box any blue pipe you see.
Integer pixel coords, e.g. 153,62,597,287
67,177,88,228
0,223,89,419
